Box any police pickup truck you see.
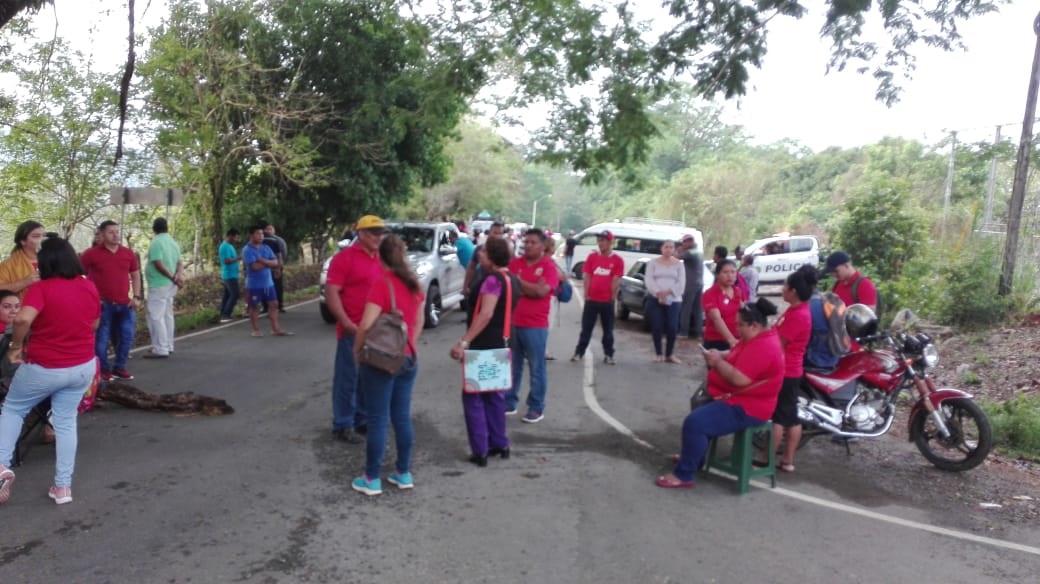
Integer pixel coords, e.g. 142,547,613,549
744,233,820,284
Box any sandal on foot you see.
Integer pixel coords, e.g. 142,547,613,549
655,475,694,489
666,356,682,364
653,356,664,363
777,462,795,472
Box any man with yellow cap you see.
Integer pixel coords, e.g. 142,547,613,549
326,215,388,443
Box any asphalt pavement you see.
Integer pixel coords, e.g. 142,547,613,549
1,294,1038,583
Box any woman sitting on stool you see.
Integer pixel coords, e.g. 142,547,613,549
656,297,784,489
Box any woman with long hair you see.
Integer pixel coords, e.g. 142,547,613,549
0,237,100,505
656,297,784,489
644,240,685,363
351,235,425,496
768,265,816,472
701,259,744,350
0,220,45,300
450,237,519,466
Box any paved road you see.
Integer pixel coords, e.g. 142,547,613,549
1,296,1038,583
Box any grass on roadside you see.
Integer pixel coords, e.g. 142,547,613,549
981,394,1040,461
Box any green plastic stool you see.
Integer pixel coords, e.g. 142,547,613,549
705,420,777,494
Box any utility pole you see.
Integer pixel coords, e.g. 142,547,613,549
942,130,957,229
1000,11,1040,296
982,125,1002,227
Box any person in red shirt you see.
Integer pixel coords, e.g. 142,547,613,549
824,250,877,351
824,251,877,311
768,265,816,473
656,298,783,489
0,236,100,506
79,221,142,381
350,234,425,496
570,230,624,365
702,259,744,350
325,215,388,443
505,228,559,423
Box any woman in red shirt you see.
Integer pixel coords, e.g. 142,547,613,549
701,259,743,350
769,265,817,472
351,235,425,496
656,297,783,489
0,237,100,505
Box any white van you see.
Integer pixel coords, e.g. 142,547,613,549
570,218,704,279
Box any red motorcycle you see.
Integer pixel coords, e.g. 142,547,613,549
794,306,992,471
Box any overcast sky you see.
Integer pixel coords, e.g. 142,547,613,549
722,2,1039,150
10,1,1038,152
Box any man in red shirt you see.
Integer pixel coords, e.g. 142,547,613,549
505,228,559,423
571,230,625,365
824,251,877,312
80,220,142,381
325,215,387,443
824,250,878,352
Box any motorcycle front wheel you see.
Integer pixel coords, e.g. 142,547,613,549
911,398,992,472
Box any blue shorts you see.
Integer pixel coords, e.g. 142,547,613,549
247,286,277,308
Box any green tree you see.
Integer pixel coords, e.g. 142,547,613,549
833,178,928,281
438,0,1002,180
0,38,143,238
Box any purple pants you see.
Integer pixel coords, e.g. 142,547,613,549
462,391,509,456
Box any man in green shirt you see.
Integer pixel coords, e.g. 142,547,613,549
144,217,183,359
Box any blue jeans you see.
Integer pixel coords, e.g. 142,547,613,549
332,335,366,430
565,256,573,275
220,278,240,319
0,358,95,486
96,301,135,371
673,401,764,482
359,357,417,479
574,300,615,358
506,327,548,414
646,297,681,357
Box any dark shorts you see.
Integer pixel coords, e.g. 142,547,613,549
247,286,277,308
772,376,802,427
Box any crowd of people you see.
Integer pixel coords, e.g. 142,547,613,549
0,216,296,505
0,210,878,502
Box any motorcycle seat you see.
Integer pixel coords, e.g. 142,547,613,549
803,365,836,375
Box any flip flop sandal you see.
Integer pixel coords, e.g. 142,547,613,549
655,475,695,489
777,462,796,472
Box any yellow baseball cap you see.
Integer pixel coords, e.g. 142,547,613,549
356,215,386,231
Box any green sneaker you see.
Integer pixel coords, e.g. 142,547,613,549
351,476,382,496
387,472,414,490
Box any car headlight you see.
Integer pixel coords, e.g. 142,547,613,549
922,343,939,368
415,261,433,279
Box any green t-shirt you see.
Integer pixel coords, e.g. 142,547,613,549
145,233,182,289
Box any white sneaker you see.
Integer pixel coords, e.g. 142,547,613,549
49,485,72,505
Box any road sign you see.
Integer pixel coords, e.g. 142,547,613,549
108,187,185,206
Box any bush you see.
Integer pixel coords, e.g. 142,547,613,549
173,264,321,311
936,245,1009,328
983,394,1040,460
880,249,945,325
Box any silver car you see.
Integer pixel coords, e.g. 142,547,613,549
319,221,466,328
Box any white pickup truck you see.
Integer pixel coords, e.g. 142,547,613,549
744,233,821,284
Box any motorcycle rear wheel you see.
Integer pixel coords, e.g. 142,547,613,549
911,398,992,472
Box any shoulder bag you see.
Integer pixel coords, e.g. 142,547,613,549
359,276,414,375
462,272,513,393
690,377,769,411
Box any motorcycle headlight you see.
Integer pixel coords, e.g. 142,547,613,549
922,343,939,368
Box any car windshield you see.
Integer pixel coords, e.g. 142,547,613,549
390,226,436,253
